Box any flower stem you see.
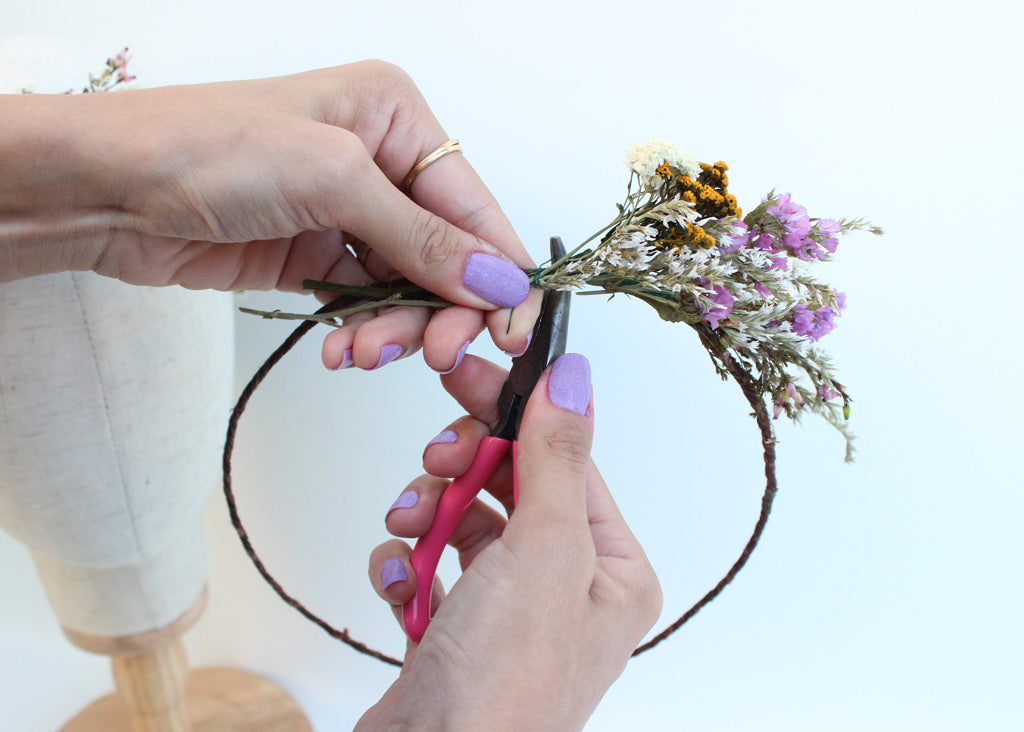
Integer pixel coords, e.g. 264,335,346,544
239,296,448,326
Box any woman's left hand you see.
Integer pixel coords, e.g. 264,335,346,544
1,61,542,369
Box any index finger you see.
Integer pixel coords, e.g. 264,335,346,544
312,62,524,263
401,140,545,352
319,61,543,346
407,143,525,258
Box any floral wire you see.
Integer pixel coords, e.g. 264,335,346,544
223,294,402,667
225,293,779,665
634,328,778,655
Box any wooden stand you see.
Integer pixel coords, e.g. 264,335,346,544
60,663,312,732
57,591,312,732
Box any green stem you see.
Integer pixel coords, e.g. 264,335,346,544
302,278,441,301
538,200,643,277
238,297,450,326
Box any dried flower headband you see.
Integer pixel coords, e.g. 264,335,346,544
231,139,882,665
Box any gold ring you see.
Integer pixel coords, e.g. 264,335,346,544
402,139,462,190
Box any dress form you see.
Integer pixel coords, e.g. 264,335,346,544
0,272,311,731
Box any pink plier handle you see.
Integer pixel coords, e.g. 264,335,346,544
403,435,512,642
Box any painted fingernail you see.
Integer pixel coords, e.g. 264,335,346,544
463,253,530,309
548,353,591,416
436,340,471,374
387,490,419,514
504,330,532,358
381,558,407,590
372,344,403,370
328,347,354,371
427,429,458,448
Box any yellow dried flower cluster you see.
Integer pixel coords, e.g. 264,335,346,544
658,221,718,250
650,159,741,252
677,161,741,220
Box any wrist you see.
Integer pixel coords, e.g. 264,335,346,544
0,92,136,281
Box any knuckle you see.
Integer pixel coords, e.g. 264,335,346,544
540,424,591,468
597,559,662,631
308,126,368,183
330,128,371,172
450,198,498,235
358,59,410,85
409,209,460,269
355,60,417,99
637,567,664,627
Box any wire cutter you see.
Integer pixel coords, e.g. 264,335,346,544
403,236,571,643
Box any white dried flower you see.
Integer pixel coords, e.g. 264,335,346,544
625,139,701,186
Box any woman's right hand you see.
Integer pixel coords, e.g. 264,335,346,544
358,353,662,732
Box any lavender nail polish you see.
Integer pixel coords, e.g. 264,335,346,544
437,340,471,375
427,429,458,447
381,558,407,590
548,353,591,416
388,490,419,514
329,347,354,371
373,344,403,370
463,253,530,309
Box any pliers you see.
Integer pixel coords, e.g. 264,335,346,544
403,236,571,642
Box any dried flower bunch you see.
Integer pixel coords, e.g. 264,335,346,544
262,139,881,461
528,139,882,461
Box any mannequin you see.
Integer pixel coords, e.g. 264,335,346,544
0,272,311,731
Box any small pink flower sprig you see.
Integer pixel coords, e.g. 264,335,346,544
76,47,136,94
19,47,136,95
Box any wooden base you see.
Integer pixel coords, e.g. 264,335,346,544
59,667,313,732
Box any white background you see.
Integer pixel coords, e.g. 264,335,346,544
2,1,1023,730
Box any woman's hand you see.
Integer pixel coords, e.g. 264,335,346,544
358,354,662,732
0,61,541,367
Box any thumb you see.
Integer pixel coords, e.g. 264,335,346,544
512,353,594,531
325,135,531,311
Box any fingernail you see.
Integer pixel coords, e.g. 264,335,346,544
372,344,404,370
328,347,354,371
504,330,532,358
426,429,458,448
381,558,407,590
387,490,419,514
463,253,530,309
436,340,471,375
548,353,591,416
